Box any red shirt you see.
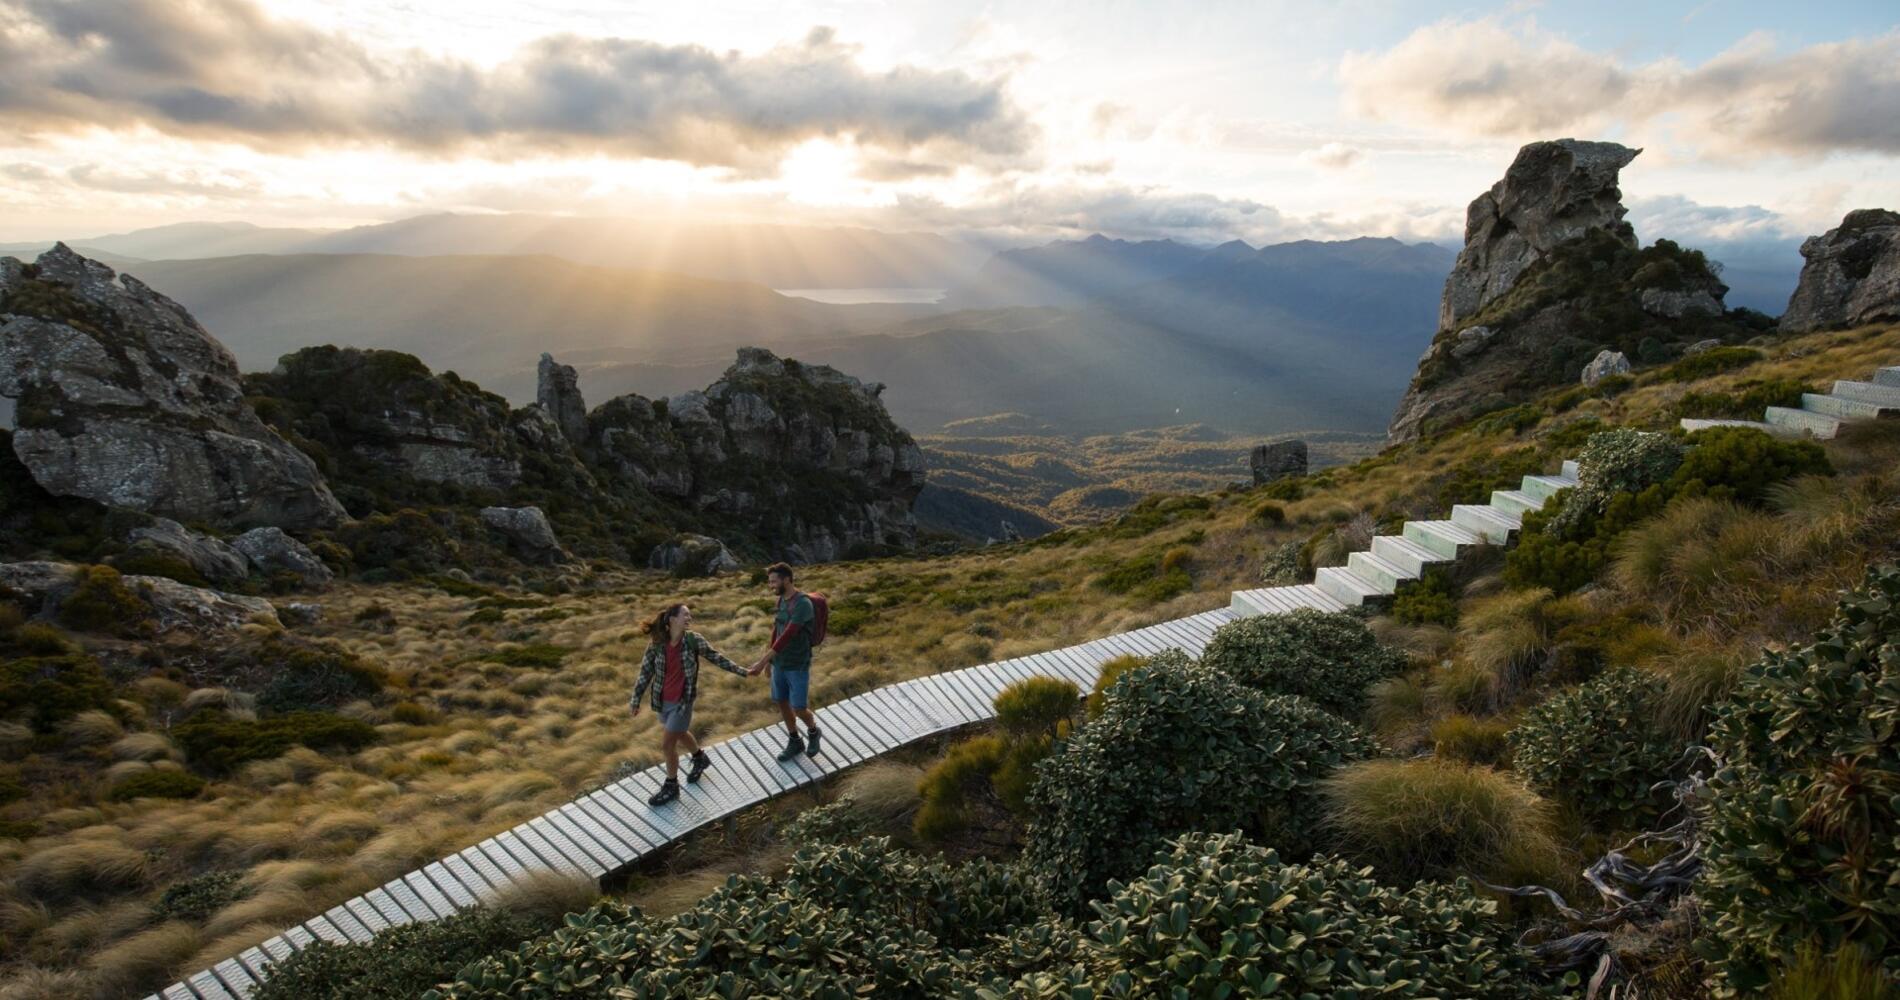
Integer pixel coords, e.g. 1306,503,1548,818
661,640,686,703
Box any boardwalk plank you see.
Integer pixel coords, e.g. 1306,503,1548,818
423,861,481,908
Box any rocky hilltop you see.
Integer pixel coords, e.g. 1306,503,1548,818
1388,140,1756,443
1782,208,1900,333
0,245,347,530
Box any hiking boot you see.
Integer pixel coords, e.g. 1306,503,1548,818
686,750,711,784
647,777,679,806
805,728,822,757
777,731,806,761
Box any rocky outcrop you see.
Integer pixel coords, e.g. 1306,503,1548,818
1782,209,1900,333
480,505,567,564
1388,139,1740,444
231,527,334,587
536,353,588,445
1580,350,1631,385
1250,440,1308,485
1440,140,1640,331
648,534,740,576
0,245,347,530
0,560,279,632
126,519,250,584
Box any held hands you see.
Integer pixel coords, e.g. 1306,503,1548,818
747,656,769,677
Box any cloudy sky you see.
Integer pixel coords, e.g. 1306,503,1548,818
1,0,1895,253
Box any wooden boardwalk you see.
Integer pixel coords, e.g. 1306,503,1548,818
147,607,1238,1000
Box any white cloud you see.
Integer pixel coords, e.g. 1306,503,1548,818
1340,19,1900,159
1301,142,1364,169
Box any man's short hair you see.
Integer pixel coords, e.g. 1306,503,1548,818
766,562,795,581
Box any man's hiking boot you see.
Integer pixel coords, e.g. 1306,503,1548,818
648,777,680,806
777,731,805,761
686,750,711,783
805,728,821,757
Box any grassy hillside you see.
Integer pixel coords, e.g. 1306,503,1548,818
3,320,1898,997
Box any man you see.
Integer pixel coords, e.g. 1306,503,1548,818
749,562,821,760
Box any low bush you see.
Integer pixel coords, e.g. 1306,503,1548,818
1091,551,1191,602
1673,377,1814,420
0,651,116,733
107,769,206,802
1392,569,1459,627
1699,565,1900,992
1320,758,1564,885
1007,833,1564,999
154,870,253,923
1198,608,1409,717
1764,945,1898,1000
780,799,875,847
256,907,554,1000
1510,668,1684,830
173,711,379,775
992,676,1078,739
1654,345,1763,382
1025,658,1379,913
255,638,387,712
914,734,1011,843
1432,713,1513,766
1084,652,1147,718
56,565,153,636
1249,500,1286,525
1670,425,1831,504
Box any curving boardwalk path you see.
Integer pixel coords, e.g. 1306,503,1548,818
148,608,1240,1000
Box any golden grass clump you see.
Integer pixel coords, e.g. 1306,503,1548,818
477,770,559,811
83,919,201,999
1431,713,1513,767
109,731,177,762
13,841,149,900
488,869,599,923
60,710,123,747
1320,757,1568,888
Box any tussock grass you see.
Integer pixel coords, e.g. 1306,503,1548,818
84,920,201,999
1320,758,1568,888
488,869,599,923
13,842,149,899
110,732,177,762
60,710,123,747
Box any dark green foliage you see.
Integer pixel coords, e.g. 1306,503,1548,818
992,676,1078,739
823,602,870,637
327,509,459,579
1654,346,1764,382
1671,425,1832,504
1005,833,1563,999
1084,653,1148,718
1393,569,1460,627
429,574,494,598
1024,657,1379,914
256,907,554,1000
1510,668,1684,830
389,701,437,725
0,652,116,733
1699,565,1900,991
56,565,153,636
1249,501,1286,525
254,638,387,713
1091,551,1190,602
915,734,1014,842
155,870,252,923
1424,447,1547,511
780,800,875,847
173,711,379,775
1198,608,1410,717
479,644,570,669
107,769,207,802
1673,378,1815,420
1106,493,1212,538
108,550,209,587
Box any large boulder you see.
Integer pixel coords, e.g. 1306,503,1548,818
1250,440,1308,485
480,505,567,564
1580,350,1632,385
126,518,250,584
0,560,278,632
1440,139,1640,331
536,353,588,445
1782,209,1900,333
231,527,334,587
648,534,740,576
0,245,347,530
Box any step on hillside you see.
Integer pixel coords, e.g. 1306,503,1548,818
1832,380,1900,406
1800,392,1896,420
1764,405,1844,439
1683,360,1900,440
1876,366,1900,389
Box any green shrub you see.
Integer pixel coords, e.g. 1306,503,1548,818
155,870,253,923
1432,713,1513,766
825,602,871,637
992,676,1078,739
389,701,436,725
1249,501,1286,525
255,638,387,712
1546,429,1685,538
173,711,379,775
1392,569,1459,627
1673,378,1814,420
1006,833,1563,999
107,769,206,802
1510,668,1684,830
257,907,554,1000
915,734,1010,843
780,799,875,847
0,651,116,733
480,644,570,669
1198,608,1409,717
1655,346,1763,382
1259,538,1304,584
1764,945,1899,1000
1084,653,1147,718
1320,758,1564,885
1672,425,1832,504
1024,658,1379,913
57,565,153,636
1699,565,1900,992
1092,552,1191,602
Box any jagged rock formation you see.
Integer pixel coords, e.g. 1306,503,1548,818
0,245,347,530
232,527,334,587
648,533,741,575
0,559,280,632
480,505,567,564
1782,209,1900,333
536,353,588,445
1251,440,1308,485
1581,350,1631,385
1389,140,1743,443
126,519,250,584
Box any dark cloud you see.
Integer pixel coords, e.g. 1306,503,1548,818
0,1,1035,170
1341,19,1900,158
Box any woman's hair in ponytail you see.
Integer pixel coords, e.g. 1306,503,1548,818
647,603,686,643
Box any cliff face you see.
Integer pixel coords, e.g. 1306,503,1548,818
0,245,347,531
1782,209,1900,333
1388,140,1743,444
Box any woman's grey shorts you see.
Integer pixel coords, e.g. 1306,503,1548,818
659,701,693,734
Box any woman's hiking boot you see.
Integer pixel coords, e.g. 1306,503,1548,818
805,728,821,757
686,750,711,783
648,777,680,805
777,731,805,761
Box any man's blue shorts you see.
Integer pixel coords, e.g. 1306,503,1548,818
771,666,809,709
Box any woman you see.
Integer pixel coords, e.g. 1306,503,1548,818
631,603,748,805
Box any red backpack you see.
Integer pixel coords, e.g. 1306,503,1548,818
806,591,829,647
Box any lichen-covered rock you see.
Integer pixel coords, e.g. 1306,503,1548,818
480,505,567,564
536,353,588,445
1250,440,1308,485
0,559,278,631
1580,350,1631,385
1782,208,1900,333
231,527,334,587
648,533,740,576
1639,286,1723,318
126,518,250,584
0,245,347,530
